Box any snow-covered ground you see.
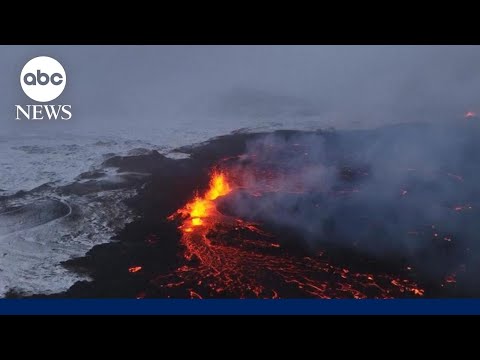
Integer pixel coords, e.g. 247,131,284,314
0,115,345,297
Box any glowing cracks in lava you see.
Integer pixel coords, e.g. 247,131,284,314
129,266,142,273
163,167,426,299
189,290,203,299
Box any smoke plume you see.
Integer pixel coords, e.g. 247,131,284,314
220,122,480,282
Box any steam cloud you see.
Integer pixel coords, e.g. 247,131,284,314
221,122,480,281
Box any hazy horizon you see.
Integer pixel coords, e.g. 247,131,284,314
2,45,480,137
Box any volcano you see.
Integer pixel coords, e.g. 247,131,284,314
27,122,480,299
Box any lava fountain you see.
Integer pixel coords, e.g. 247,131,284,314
170,171,231,235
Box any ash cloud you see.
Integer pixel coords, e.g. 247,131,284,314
221,122,480,281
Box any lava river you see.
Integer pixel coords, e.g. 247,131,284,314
158,170,424,299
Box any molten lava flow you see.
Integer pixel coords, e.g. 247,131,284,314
129,266,142,273
159,167,425,299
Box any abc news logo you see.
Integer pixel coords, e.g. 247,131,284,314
23,70,64,86
15,56,72,120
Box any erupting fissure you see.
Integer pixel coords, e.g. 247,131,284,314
162,168,425,299
169,171,231,234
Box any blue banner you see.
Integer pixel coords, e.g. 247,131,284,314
0,299,479,315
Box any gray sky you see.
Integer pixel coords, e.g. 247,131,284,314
2,45,480,134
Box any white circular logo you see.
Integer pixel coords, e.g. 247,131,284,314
20,56,66,102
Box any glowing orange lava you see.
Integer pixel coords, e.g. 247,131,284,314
206,172,231,201
162,167,425,299
169,171,232,233
129,266,142,273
